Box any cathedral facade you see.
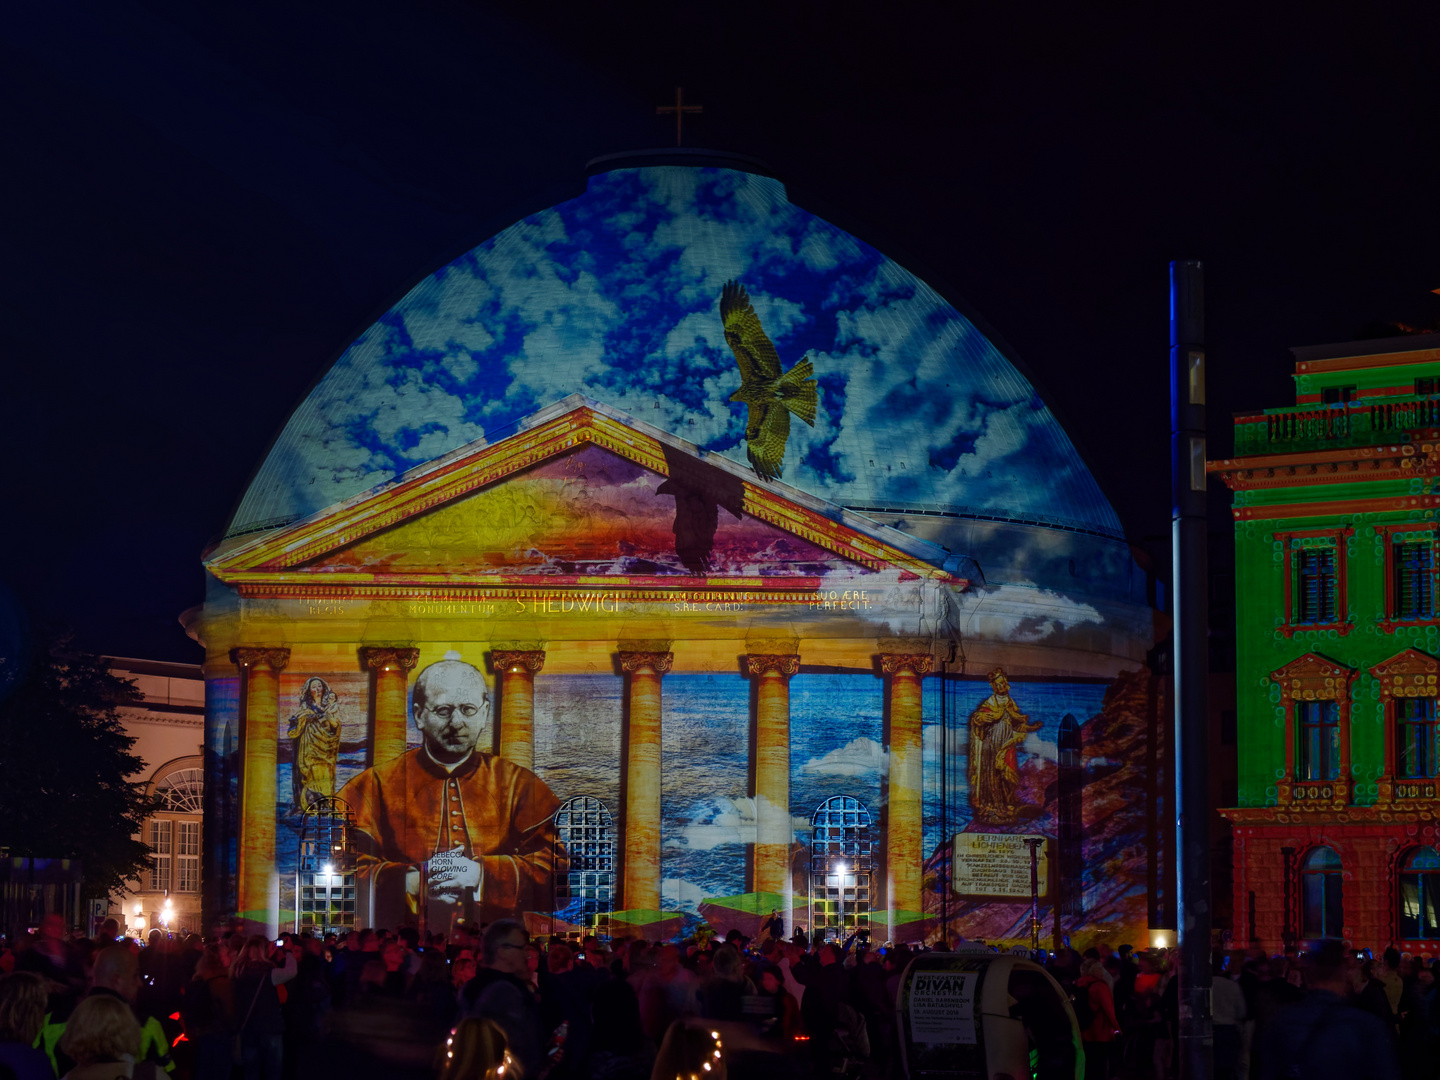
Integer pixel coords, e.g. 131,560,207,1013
190,152,1163,946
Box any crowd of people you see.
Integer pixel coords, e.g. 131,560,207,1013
2,912,1435,1080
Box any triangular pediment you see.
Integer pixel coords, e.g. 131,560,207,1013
1270,652,1355,699
206,403,962,596
1370,648,1440,698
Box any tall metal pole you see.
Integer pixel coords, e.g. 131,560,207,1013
1170,260,1212,1078
1025,837,1043,952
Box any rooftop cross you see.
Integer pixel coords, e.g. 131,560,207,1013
656,86,702,147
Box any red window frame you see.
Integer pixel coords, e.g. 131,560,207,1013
1278,528,1352,637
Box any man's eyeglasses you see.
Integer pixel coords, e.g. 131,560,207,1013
423,702,485,721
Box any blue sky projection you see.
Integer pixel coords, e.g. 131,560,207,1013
229,166,1120,540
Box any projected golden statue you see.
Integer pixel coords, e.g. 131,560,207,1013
289,677,341,808
967,668,1042,823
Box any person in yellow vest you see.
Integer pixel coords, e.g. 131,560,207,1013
40,946,175,1077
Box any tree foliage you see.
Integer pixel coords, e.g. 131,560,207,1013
0,631,157,898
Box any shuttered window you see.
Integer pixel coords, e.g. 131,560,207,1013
1295,544,1337,624
1394,536,1435,621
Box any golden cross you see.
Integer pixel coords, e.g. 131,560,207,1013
656,86,703,147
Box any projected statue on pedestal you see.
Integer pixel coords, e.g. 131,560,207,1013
968,668,1042,824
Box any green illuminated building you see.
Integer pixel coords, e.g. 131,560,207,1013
1214,331,1440,952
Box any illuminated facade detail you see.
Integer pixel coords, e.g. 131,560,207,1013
492,649,546,769
810,796,874,939
359,647,419,768
746,652,800,899
619,649,672,914
880,651,932,930
554,796,616,933
1215,331,1440,953
231,646,289,934
193,156,1167,946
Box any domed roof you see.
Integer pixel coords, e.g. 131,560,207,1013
227,160,1121,545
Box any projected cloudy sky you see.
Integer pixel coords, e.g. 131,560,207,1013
230,165,1120,540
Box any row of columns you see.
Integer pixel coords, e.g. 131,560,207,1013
229,642,934,932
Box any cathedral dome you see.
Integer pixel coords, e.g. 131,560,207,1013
227,156,1122,553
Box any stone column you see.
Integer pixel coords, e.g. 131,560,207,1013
620,648,672,913
881,651,933,934
492,650,547,769
231,646,289,936
360,647,420,768
747,653,800,899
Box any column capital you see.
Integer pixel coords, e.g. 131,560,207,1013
619,651,674,675
746,654,800,677
492,649,547,675
231,646,290,672
880,653,934,676
359,645,420,672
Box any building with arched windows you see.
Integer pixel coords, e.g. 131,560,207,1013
1213,331,1440,954
104,657,205,937
188,151,1168,946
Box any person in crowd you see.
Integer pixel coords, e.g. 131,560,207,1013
694,946,752,1023
1075,957,1119,1080
583,979,651,1080
230,935,297,1080
1254,939,1398,1080
180,946,233,1080
1209,956,1245,1080
57,995,157,1080
460,921,545,1079
0,972,53,1080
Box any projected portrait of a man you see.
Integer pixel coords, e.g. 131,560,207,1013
338,658,564,931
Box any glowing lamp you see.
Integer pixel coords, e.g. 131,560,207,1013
1150,929,1172,949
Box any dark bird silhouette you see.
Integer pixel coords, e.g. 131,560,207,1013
720,280,818,481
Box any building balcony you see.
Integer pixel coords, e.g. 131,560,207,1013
1234,395,1440,456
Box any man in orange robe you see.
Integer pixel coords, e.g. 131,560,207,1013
339,658,563,932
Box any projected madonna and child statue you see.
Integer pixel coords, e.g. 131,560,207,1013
193,156,1166,948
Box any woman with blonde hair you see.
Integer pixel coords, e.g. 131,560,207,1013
57,995,157,1080
439,1017,519,1079
0,971,52,1080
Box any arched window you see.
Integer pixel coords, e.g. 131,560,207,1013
554,796,615,933
810,796,875,941
155,768,204,813
1301,846,1343,938
147,763,204,895
296,797,357,934
1399,847,1440,940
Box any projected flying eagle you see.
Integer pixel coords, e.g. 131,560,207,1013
720,280,818,481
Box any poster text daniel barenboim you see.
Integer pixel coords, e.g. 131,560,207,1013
194,156,1162,947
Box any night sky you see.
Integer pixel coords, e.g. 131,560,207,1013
4,1,1439,663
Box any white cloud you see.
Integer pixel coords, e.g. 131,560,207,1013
1022,733,1058,762
801,737,888,777
664,795,809,851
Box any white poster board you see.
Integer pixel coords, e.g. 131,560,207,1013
951,833,1049,899
908,970,979,1044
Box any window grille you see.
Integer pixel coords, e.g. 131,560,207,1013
149,819,171,892
554,797,615,933
810,796,875,940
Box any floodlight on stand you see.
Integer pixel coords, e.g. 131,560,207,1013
323,862,333,875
